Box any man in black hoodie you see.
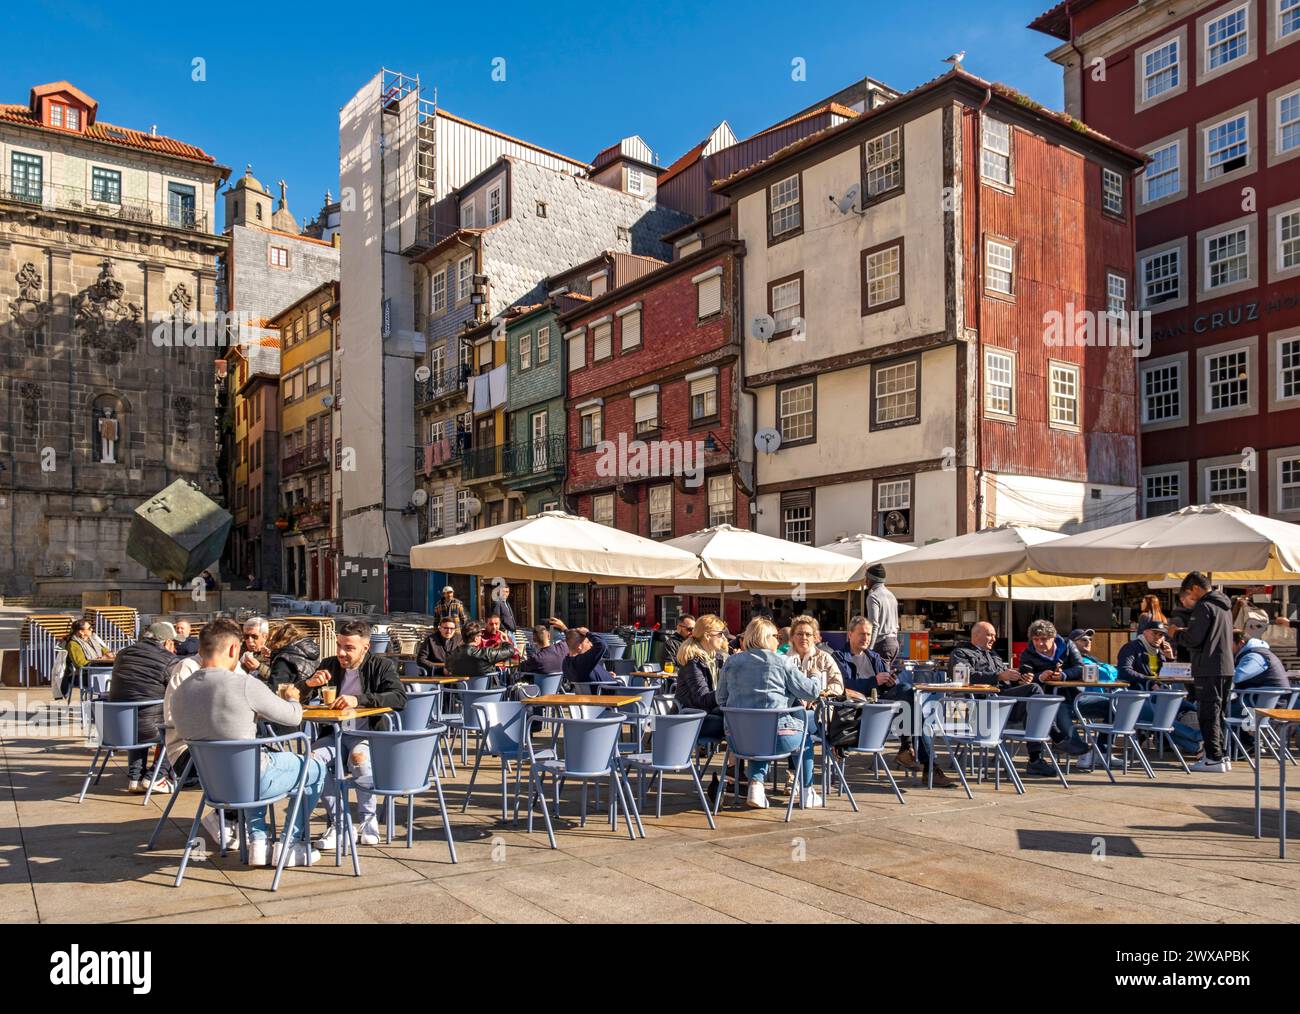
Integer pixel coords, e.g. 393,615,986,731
1169,571,1234,771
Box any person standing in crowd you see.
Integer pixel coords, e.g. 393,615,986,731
416,617,463,675
865,564,900,667
519,621,568,678
489,583,517,634
662,615,696,664
716,617,823,810
433,585,469,629
172,619,199,658
108,621,178,794
240,616,272,683
296,620,407,849
445,620,519,679
170,619,326,868
674,614,728,741
60,617,110,701
1169,571,1235,773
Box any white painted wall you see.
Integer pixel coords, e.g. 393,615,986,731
983,472,1137,533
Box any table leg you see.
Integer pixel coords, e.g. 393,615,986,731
333,725,345,868
1281,721,1288,861
1256,714,1263,840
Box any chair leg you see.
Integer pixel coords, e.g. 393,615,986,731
656,771,664,820
407,795,415,849
1128,735,1157,779
877,753,906,805
999,746,1025,794
688,765,717,829
147,758,192,849
828,751,858,812
610,769,638,840
461,742,485,814
142,747,168,806
500,762,509,824
531,769,558,849
431,765,458,864
943,733,973,800
1164,733,1192,774
784,761,800,823
93,747,114,786
1042,743,1070,789
78,746,104,803
173,794,207,888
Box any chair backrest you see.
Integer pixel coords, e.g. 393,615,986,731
397,659,423,678
187,734,303,806
1140,689,1186,731
95,699,161,749
447,688,506,731
721,706,805,760
1015,695,1064,742
611,658,637,676
1107,691,1151,734
473,701,528,756
640,662,662,673
88,670,112,695
462,675,492,692
555,716,624,776
854,702,903,753
530,673,563,697
344,728,442,795
566,703,610,719
398,686,442,730
648,710,705,767
962,698,1017,746
601,684,657,715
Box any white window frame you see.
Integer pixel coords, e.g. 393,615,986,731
593,493,615,527
269,245,289,268
518,333,532,370
1275,333,1300,407
428,493,444,533
487,183,502,225
632,388,659,435
1140,246,1184,308
1048,361,1081,430
1203,460,1252,509
1278,87,1300,155
770,277,802,333
430,270,447,314
1204,111,1251,181
707,475,734,527
865,244,902,307
1143,140,1182,204
456,255,473,303
873,359,918,426
1200,338,1256,420
1276,450,1300,514
984,348,1016,419
579,405,603,448
460,198,476,229
627,166,645,196
769,174,801,238
591,319,612,361
1278,207,1300,272
537,325,551,364
1204,3,1250,72
1203,224,1251,291
864,128,902,198
1102,168,1124,216
1280,0,1300,42
1107,272,1128,317
986,239,1015,295
981,117,1012,186
1142,37,1182,101
689,370,719,422
778,382,815,443
649,485,672,538
1143,469,1184,517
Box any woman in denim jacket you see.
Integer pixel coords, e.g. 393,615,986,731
717,617,824,809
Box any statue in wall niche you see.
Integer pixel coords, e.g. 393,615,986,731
172,395,192,443
9,262,51,347
98,407,119,464
75,259,142,365
19,383,41,435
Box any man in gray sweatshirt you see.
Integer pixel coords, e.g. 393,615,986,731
170,618,327,867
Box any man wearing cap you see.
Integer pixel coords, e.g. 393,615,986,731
865,563,900,667
108,621,178,793
433,585,469,629
1113,619,1203,759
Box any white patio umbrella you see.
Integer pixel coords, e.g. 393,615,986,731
819,533,924,616
409,510,702,612
1026,503,1300,581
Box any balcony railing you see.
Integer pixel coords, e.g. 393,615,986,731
282,443,328,477
461,443,505,481
291,502,331,531
503,435,565,480
416,365,468,407
0,175,210,233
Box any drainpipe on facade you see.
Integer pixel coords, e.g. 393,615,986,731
732,243,758,506
973,87,993,530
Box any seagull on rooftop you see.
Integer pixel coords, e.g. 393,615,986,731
944,51,966,68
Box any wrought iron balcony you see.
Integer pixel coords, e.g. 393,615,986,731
282,443,327,477
503,435,566,482
416,365,467,407
461,443,505,481
0,175,210,233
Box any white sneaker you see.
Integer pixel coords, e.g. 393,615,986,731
202,811,237,849
315,823,357,851
148,777,173,795
800,787,824,809
247,838,271,866
1190,757,1229,773
746,781,769,809
1075,753,1096,772
359,817,381,846
273,841,320,867
127,779,143,793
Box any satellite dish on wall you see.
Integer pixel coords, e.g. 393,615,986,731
832,183,862,215
465,496,483,518
410,488,428,507
751,315,776,342
755,428,782,454
414,365,431,382
321,394,335,408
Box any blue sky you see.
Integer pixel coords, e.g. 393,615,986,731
3,0,1065,220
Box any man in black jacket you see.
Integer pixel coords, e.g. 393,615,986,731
299,620,407,848
416,618,463,675
444,620,519,678
661,615,695,666
1169,572,1235,771
1116,620,1176,691
488,584,517,633
108,622,178,792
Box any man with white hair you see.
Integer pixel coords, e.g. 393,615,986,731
241,616,272,683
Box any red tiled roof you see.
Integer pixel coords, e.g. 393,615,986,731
1028,0,1101,39
0,102,218,166
713,67,1145,191
763,101,861,134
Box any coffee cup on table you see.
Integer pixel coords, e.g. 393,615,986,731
321,687,337,706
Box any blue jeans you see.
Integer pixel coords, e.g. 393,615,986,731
247,750,326,842
748,728,815,789
313,739,378,826
1076,696,1202,754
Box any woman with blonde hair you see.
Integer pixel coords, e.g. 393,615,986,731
716,616,824,809
674,614,728,740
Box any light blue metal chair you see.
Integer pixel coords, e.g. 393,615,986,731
623,710,716,826
525,715,641,848
342,726,457,861
396,685,442,730
1072,690,1152,782
1001,695,1069,788
715,706,810,822
839,701,906,804
396,659,424,678
935,697,1020,799
519,673,563,698
465,700,556,821
1135,689,1192,773
1228,688,1289,770
78,699,167,805
442,686,506,764
176,732,318,891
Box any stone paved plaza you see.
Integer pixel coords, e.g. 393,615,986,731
1,685,1297,924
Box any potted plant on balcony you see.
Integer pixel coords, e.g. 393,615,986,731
274,513,291,532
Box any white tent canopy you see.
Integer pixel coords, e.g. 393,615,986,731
665,525,862,590
818,534,918,583
409,510,701,584
1027,504,1300,581
881,523,1074,588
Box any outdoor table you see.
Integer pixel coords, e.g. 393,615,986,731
912,685,999,789
1253,708,1300,858
401,675,465,685
1041,680,1130,692
301,705,394,871
1150,675,1195,684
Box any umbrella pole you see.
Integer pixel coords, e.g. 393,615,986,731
720,582,726,629
1005,572,1014,665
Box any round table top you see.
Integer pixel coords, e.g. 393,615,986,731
301,706,393,722
912,683,999,693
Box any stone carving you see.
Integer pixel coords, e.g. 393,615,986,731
173,395,192,443
168,282,193,322
74,260,142,365
98,407,119,463
9,262,50,345
19,383,41,435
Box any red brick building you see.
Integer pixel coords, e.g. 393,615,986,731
562,230,750,628
1031,0,1300,522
